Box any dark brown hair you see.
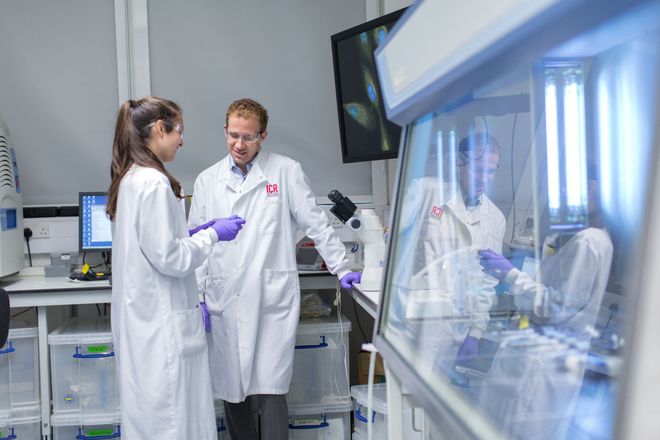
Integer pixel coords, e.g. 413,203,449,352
106,96,183,220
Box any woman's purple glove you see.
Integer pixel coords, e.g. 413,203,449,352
200,301,211,332
456,335,479,364
478,249,514,281
340,271,362,289
211,216,246,241
189,220,216,236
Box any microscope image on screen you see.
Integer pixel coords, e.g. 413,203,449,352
332,9,405,163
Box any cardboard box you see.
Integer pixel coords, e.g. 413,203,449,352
358,351,386,384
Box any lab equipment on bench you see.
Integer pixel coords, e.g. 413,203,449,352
0,113,24,278
328,190,386,291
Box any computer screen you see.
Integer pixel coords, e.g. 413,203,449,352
79,192,112,252
331,8,406,163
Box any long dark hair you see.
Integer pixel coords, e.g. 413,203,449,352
106,96,183,220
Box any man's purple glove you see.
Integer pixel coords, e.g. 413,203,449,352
200,301,211,333
211,216,246,241
189,220,216,237
340,271,362,289
478,249,514,281
456,335,479,364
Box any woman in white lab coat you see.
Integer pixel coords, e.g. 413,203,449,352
476,177,613,440
107,97,245,439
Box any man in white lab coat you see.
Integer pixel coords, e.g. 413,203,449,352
188,98,362,440
396,133,506,374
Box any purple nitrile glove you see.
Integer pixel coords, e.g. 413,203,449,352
200,301,211,332
189,220,216,237
211,216,246,241
340,271,362,289
478,249,514,281
456,335,479,364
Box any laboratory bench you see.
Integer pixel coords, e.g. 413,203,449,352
349,284,380,319
1,270,346,440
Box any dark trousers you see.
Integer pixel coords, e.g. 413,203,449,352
224,394,289,440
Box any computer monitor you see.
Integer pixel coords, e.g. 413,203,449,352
331,8,406,163
79,192,112,252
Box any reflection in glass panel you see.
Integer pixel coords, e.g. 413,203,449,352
380,3,660,439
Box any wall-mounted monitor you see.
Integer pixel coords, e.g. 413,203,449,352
79,192,112,252
331,8,406,163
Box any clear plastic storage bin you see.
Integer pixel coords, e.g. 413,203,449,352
351,384,423,440
0,326,39,411
48,318,119,415
288,402,352,440
214,400,230,439
288,314,351,407
51,413,121,440
351,384,388,440
0,405,41,440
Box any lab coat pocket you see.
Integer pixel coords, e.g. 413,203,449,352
171,308,207,357
207,275,234,313
259,199,282,234
263,268,299,309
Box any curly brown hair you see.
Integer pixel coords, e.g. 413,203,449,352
225,98,269,132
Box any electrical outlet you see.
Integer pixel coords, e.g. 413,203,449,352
33,223,50,239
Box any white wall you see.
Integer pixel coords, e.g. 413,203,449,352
0,0,374,206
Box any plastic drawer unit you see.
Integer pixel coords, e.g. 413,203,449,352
351,384,388,440
51,413,121,440
288,402,352,440
0,327,39,411
48,317,119,416
351,384,423,440
288,314,352,408
0,405,41,440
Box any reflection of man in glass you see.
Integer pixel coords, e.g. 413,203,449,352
476,170,613,440
404,132,505,258
395,132,506,374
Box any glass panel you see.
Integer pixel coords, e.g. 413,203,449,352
380,3,660,439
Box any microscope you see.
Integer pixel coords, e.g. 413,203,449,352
328,190,386,291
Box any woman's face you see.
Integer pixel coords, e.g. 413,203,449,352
148,118,184,163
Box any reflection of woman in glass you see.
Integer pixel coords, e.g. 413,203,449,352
476,172,613,440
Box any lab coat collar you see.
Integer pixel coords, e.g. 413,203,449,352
216,152,268,196
445,191,469,225
445,191,490,226
240,152,268,195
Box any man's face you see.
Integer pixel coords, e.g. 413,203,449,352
458,150,500,202
225,114,266,171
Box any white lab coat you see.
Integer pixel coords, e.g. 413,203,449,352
477,227,613,439
400,177,506,334
111,165,218,440
393,177,505,377
505,227,613,333
188,151,351,402
401,177,506,259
